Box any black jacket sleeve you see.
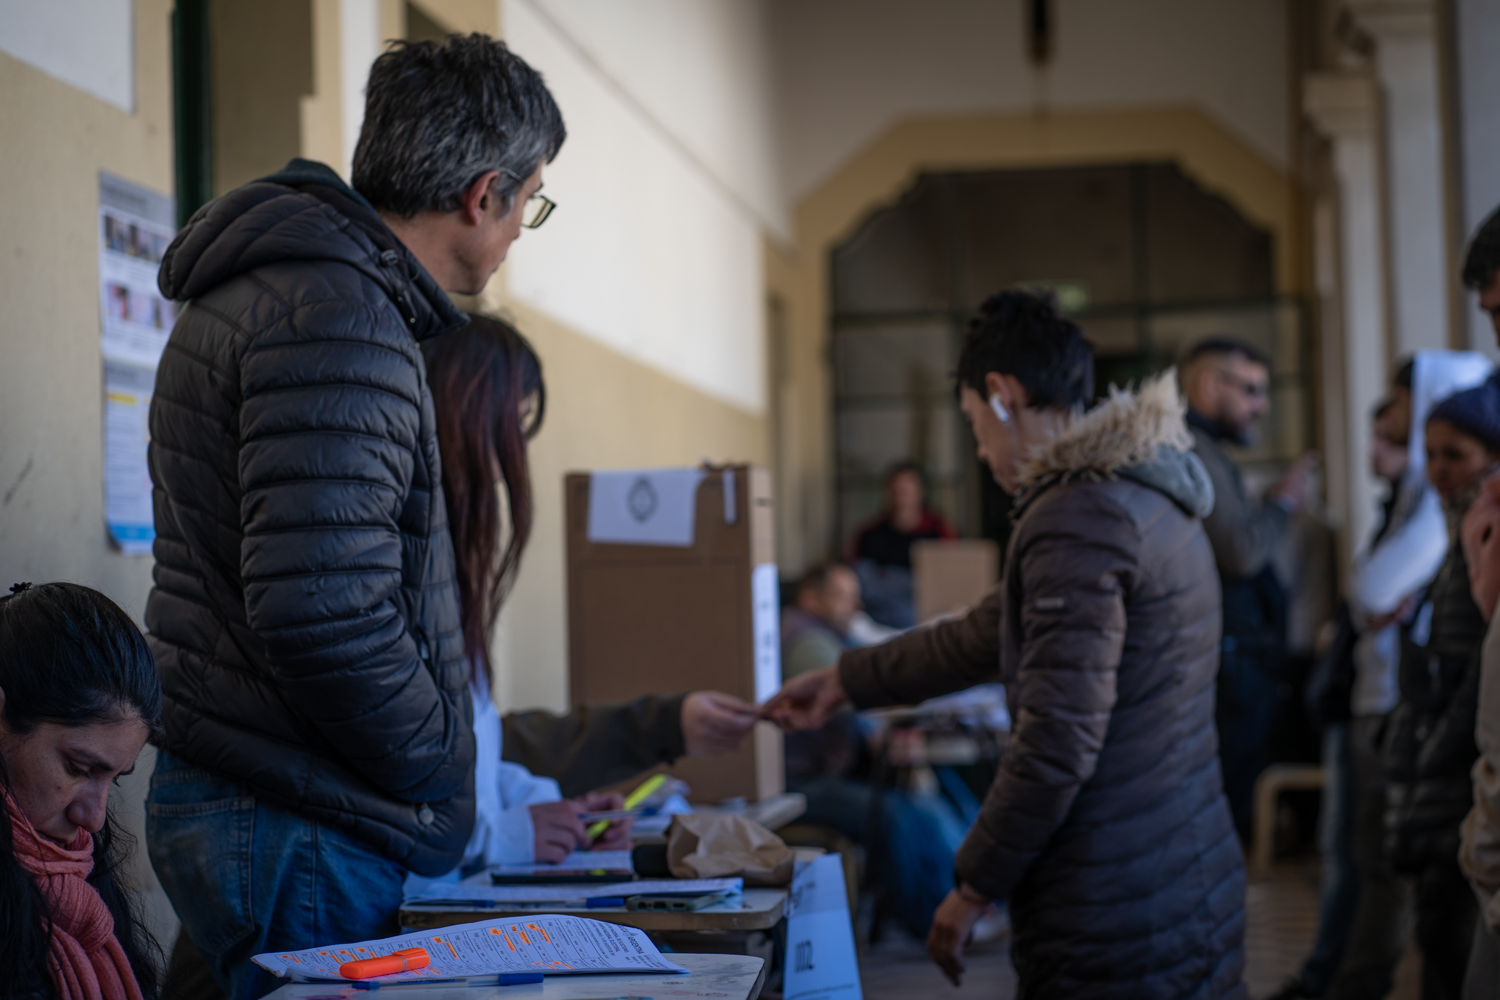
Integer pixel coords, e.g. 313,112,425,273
238,297,470,802
502,695,688,798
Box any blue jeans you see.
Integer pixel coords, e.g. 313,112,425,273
1298,722,1358,992
792,775,968,938
146,750,407,1000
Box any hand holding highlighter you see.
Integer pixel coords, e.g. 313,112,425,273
340,947,430,979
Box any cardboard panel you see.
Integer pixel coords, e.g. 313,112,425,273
566,465,782,803
912,538,1000,623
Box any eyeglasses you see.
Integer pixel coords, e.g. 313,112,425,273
1215,368,1269,400
500,169,557,229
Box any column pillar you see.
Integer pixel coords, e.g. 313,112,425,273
1306,73,1388,559
1349,0,1452,354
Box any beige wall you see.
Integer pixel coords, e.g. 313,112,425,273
0,0,179,947
769,0,1292,200
470,293,770,713
212,0,315,193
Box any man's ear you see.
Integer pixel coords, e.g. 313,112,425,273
984,371,1027,413
459,170,501,227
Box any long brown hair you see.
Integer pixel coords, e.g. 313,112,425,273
423,314,546,678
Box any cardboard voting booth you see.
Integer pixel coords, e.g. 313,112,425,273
565,465,783,804
911,538,1000,623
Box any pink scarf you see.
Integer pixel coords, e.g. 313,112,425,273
7,791,143,1000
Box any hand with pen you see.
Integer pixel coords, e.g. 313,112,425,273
529,791,633,863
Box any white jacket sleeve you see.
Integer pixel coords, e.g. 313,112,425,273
483,763,562,866
1351,487,1448,618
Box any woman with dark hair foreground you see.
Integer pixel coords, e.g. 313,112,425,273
767,291,1246,998
0,581,162,1000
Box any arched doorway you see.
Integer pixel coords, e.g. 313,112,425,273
829,160,1310,553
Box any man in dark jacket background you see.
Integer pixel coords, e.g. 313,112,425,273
144,36,565,999
1182,337,1316,835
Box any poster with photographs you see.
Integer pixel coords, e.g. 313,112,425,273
98,173,176,555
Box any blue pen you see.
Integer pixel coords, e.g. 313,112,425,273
349,972,545,990
585,896,626,908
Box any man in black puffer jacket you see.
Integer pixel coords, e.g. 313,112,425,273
144,36,565,1000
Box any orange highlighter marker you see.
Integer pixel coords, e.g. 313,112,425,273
340,947,430,980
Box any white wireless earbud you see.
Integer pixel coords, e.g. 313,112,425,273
989,394,1011,424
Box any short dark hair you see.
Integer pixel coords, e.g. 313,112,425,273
954,290,1094,410
796,563,851,602
882,460,926,489
1463,206,1500,291
1394,357,1414,390
1183,336,1271,371
353,34,566,218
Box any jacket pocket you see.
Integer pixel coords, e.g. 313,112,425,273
147,792,257,955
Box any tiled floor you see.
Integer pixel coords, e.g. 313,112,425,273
857,861,1423,999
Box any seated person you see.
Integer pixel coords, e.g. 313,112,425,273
848,462,956,628
781,563,971,940
0,582,163,1000
503,689,757,799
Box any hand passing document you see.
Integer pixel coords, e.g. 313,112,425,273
253,914,687,983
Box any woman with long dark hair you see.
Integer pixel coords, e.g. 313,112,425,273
413,312,630,873
0,581,162,1000
417,315,760,874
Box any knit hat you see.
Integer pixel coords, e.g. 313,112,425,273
1427,377,1500,452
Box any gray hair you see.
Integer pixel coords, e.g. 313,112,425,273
352,34,566,218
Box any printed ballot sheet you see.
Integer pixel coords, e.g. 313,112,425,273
405,876,742,906
252,914,687,983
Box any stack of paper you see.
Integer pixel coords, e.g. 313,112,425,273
490,849,634,878
404,877,743,907
252,914,687,983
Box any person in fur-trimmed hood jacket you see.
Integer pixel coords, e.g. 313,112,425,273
767,291,1247,999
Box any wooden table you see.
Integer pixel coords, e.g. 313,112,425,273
401,887,788,933
262,952,765,1000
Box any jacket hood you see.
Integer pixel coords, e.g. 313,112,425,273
157,158,464,341
1015,370,1215,519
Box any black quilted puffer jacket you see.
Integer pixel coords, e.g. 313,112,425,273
146,159,475,877
839,377,1247,999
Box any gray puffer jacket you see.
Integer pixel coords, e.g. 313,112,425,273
839,375,1246,999
147,159,475,876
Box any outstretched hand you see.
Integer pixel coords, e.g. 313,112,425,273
760,665,848,732
682,691,760,756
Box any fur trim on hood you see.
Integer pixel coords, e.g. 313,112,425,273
1015,370,1214,518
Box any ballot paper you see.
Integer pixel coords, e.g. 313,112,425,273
252,914,687,982
586,468,705,546
405,877,742,906
490,850,635,878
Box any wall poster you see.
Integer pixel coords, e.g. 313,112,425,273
98,172,175,555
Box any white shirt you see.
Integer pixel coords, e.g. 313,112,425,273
404,674,562,893
1349,485,1448,716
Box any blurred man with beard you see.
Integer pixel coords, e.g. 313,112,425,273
1183,338,1317,835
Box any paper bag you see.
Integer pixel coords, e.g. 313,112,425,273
666,814,795,886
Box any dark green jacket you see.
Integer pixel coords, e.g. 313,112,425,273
502,694,687,798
